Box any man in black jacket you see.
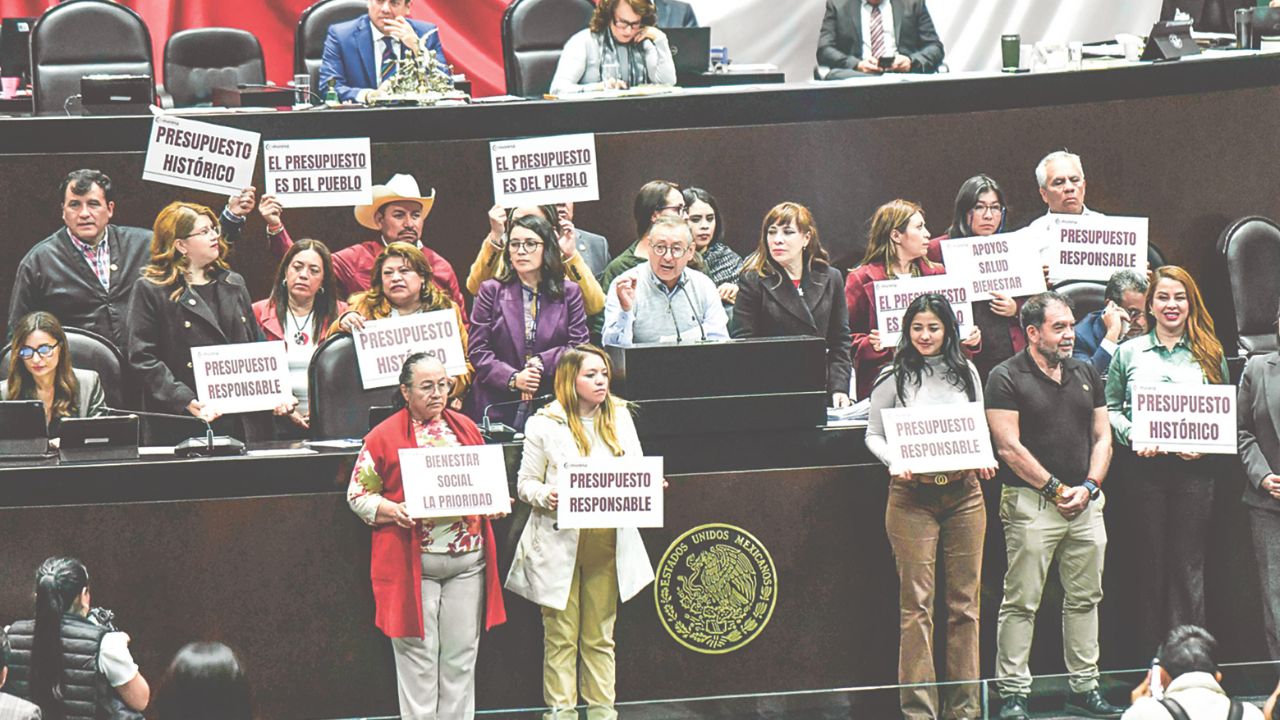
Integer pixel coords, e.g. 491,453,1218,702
817,0,945,79
6,169,255,350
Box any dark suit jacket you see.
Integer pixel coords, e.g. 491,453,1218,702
468,278,589,427
733,264,852,396
1073,309,1117,375
320,15,450,103
575,228,611,278
656,0,699,28
1239,352,1280,511
817,0,945,74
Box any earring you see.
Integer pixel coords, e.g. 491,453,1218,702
318,287,325,295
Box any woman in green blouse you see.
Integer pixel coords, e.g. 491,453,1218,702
1104,265,1227,657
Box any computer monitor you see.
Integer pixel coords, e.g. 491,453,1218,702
0,18,35,84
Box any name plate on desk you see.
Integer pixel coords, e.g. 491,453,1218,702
353,310,466,389
880,402,995,474
873,275,974,346
399,445,511,519
557,457,664,529
192,341,292,414
940,232,1046,301
1046,215,1148,282
1130,383,1236,455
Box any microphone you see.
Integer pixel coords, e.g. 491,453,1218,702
480,395,552,442
235,82,326,106
677,280,708,342
103,407,246,458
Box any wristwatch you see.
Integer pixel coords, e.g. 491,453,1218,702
1082,478,1101,501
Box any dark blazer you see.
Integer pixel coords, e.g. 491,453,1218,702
656,0,699,28
575,228,611,278
468,278,589,428
1238,353,1280,511
320,15,450,103
1073,309,1118,376
817,0,945,74
126,268,264,414
733,263,853,396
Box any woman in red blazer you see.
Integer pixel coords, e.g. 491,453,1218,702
845,199,980,400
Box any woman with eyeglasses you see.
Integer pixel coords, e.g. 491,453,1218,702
334,242,473,401
347,352,507,719
127,202,291,443
469,214,589,431
3,311,105,437
926,175,1022,379
252,238,346,435
549,0,676,96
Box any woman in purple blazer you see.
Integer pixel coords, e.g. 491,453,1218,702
469,214,589,430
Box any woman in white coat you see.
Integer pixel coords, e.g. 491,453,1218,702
506,343,654,720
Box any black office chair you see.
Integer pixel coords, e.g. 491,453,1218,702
0,327,131,409
502,0,595,97
29,0,152,114
309,334,397,439
1219,216,1280,356
163,28,265,107
295,0,367,98
1148,240,1168,272
1052,280,1107,320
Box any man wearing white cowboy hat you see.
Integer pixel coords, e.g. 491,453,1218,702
259,173,465,312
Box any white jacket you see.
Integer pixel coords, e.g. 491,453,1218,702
504,399,655,610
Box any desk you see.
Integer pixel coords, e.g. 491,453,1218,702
677,69,786,86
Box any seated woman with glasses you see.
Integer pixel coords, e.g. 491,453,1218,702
334,242,473,402
925,175,1019,379
602,216,729,347
127,202,293,444
3,311,106,438
469,214,589,431
549,0,677,96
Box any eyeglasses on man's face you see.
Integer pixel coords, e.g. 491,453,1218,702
650,243,690,258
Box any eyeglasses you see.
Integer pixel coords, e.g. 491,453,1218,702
650,244,690,258
971,203,1004,216
412,380,453,396
182,224,220,240
508,240,543,254
18,342,59,360
612,17,643,31
1124,307,1144,321
658,203,687,216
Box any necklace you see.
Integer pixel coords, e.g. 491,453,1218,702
288,307,314,345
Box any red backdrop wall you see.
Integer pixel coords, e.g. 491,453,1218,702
0,0,514,96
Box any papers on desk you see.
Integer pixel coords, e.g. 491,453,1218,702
138,446,176,456
546,85,681,101
306,438,364,450
827,399,870,427
246,448,319,458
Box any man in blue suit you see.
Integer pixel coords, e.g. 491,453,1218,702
1073,269,1148,376
656,0,699,28
320,0,450,103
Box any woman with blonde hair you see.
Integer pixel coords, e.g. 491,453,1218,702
844,199,981,400
505,344,655,720
335,241,473,401
1106,265,1228,655
127,201,290,443
4,311,105,437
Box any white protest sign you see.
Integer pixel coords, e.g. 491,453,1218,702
263,137,373,208
353,310,466,389
874,275,975,346
1047,215,1148,282
490,133,599,207
880,402,996,475
557,456,664,529
143,115,260,195
191,341,292,415
399,445,511,519
1130,383,1236,455
940,232,1047,301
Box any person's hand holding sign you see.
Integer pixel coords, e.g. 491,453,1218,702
377,499,414,528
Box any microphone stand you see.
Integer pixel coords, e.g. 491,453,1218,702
480,395,552,443
104,407,246,458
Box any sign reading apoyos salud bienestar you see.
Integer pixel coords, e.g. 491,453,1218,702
1046,214,1148,282
399,445,511,519
940,231,1047,301
263,137,373,208
1130,383,1236,455
353,310,466,389
143,115,260,195
557,456,664,530
873,274,975,346
490,133,599,207
880,402,996,474
191,341,292,415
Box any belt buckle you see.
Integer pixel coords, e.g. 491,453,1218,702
933,473,949,486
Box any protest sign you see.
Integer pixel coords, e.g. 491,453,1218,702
263,137,373,208
880,402,996,475
1130,383,1236,455
874,275,975,346
557,456,664,529
1046,215,1148,282
353,310,466,389
399,445,511,519
143,115,259,194
940,231,1047,301
192,341,292,414
491,133,599,206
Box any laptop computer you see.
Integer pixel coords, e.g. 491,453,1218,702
0,399,50,458
58,415,139,463
1141,20,1200,61
663,27,711,75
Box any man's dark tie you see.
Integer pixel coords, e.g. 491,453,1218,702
380,36,397,85
870,2,886,59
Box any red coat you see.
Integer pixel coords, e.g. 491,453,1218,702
361,407,507,638
251,298,348,342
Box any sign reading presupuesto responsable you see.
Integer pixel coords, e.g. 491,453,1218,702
490,133,599,207
1046,214,1148,282
1130,382,1236,455
353,310,467,389
880,402,996,474
399,445,512,519
557,456,664,529
191,341,293,415
143,115,260,195
263,137,373,208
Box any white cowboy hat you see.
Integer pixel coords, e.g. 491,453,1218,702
354,174,436,230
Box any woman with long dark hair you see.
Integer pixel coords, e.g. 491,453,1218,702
469,214,589,430
3,312,105,436
4,557,149,719
683,187,743,304
252,238,346,433
865,294,996,720
1106,265,1228,655
150,642,250,720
